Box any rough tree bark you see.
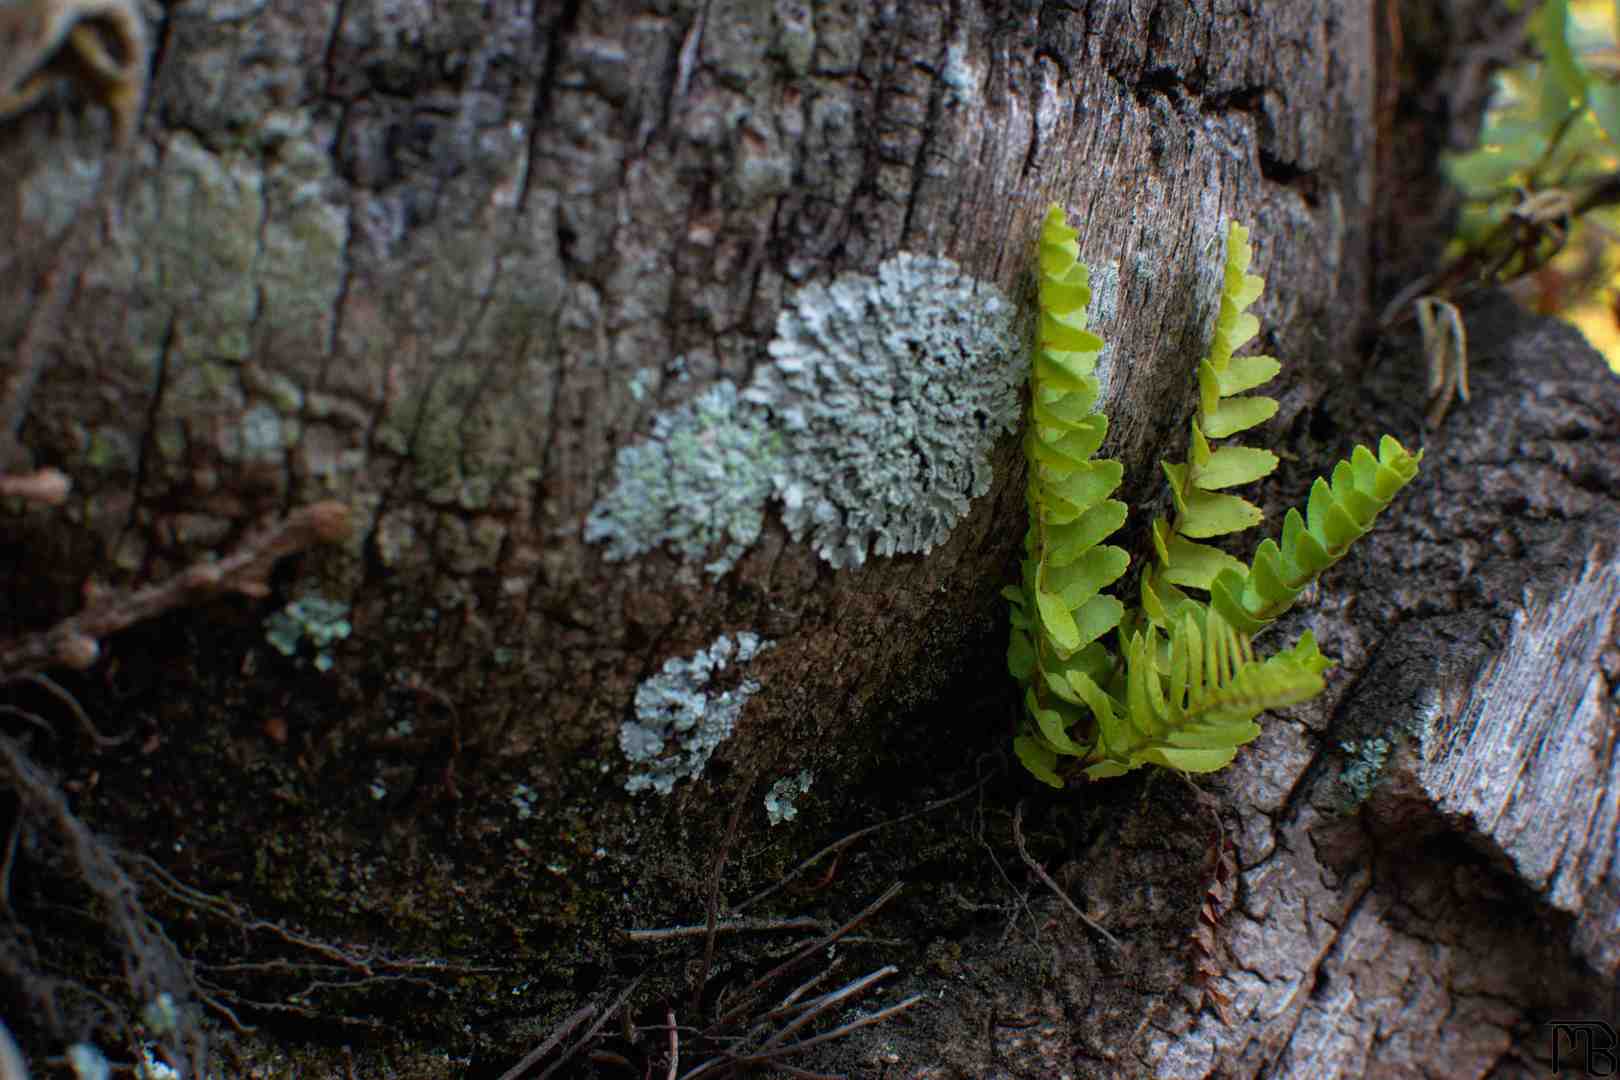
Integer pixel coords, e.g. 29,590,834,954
0,0,1615,1077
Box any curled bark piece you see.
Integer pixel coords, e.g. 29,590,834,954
0,0,149,143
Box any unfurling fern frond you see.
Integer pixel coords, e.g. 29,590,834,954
1007,205,1422,787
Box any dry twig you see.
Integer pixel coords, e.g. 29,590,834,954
0,733,207,1075
733,772,991,915
0,500,352,677
494,1004,595,1080
680,960,922,1080
712,882,903,1031
2,672,129,748
1012,800,1121,951
536,976,644,1080
625,916,824,943
665,1007,679,1080
694,781,753,1015
1416,295,1470,427
0,468,69,505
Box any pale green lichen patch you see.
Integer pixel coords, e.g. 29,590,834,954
764,769,813,825
773,3,816,75
510,783,539,821
626,368,657,402
940,40,981,106
745,253,1023,568
585,255,1021,572
258,190,349,359
584,380,782,577
222,403,290,464
620,632,771,795
140,133,264,362
24,120,358,531
373,508,431,572
374,361,496,508
264,597,352,673
1085,259,1122,398
1337,737,1393,807
83,428,139,473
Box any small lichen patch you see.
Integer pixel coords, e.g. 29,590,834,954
584,381,782,577
941,40,980,106
1337,737,1392,808
764,769,813,825
144,134,265,363
264,597,352,672
19,151,103,236
223,403,289,464
745,253,1022,568
510,783,538,821
620,632,771,795
626,367,657,402
66,1043,109,1080
83,427,138,473
1085,259,1122,400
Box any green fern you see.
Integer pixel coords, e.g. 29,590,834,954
1143,222,1279,612
1008,207,1422,787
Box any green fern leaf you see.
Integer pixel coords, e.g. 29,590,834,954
1034,588,1081,653
1008,207,1419,788
1160,534,1248,591
1217,355,1282,396
1140,746,1241,773
1178,488,1265,539
1008,626,1036,681
1071,594,1126,650
1042,314,1105,353
1046,546,1131,608
1032,697,1091,757
1195,446,1280,490
1209,438,1423,633
1035,386,1105,426
1014,735,1063,787
1042,460,1124,520
1202,395,1279,439
1046,502,1129,567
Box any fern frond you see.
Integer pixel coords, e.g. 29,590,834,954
1005,205,1130,784
1078,607,1330,779
1210,436,1423,635
1006,208,1419,788
1147,223,1283,608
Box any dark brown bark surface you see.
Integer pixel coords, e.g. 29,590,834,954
2,2,1616,1078
744,298,1618,1080
1,0,1375,770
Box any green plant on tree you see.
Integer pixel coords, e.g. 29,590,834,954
1006,205,1423,786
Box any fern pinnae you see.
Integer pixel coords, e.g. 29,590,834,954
1008,206,1419,786
1210,435,1422,636
1008,204,1130,785
1146,223,1283,612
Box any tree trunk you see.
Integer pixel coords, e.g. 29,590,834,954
0,0,1614,1077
